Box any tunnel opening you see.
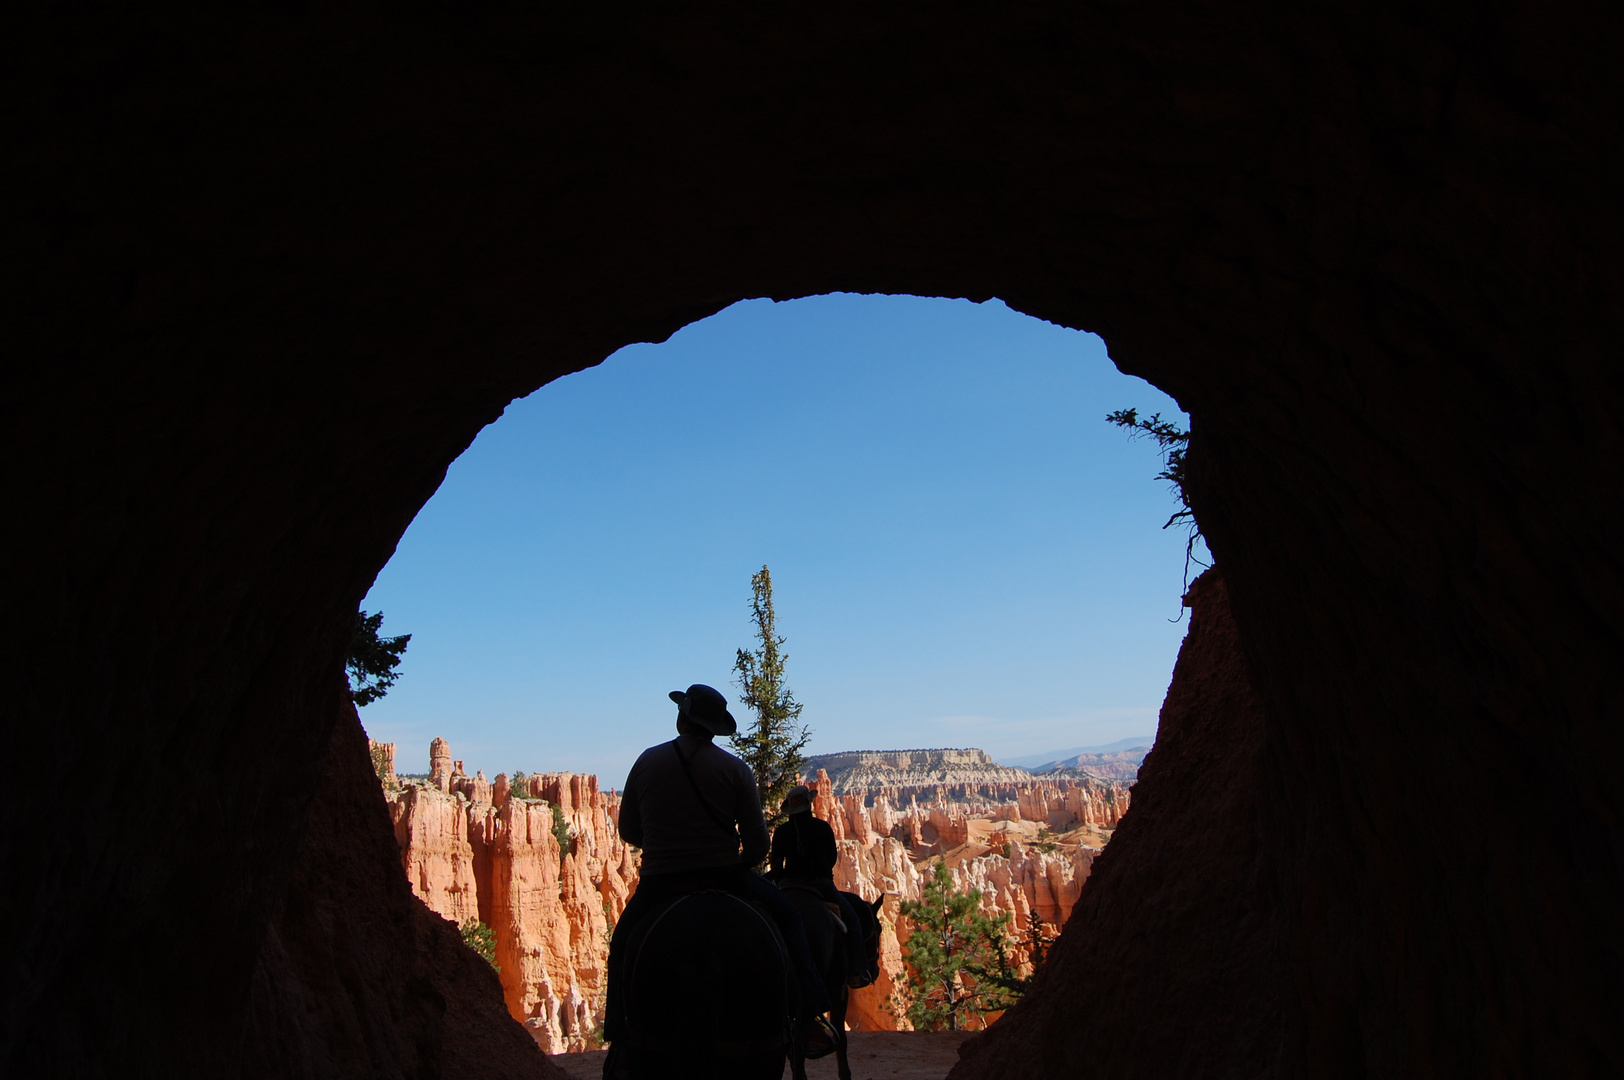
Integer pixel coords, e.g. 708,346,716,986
350,292,1203,1056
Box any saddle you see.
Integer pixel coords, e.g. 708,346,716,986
777,881,847,933
614,889,792,1061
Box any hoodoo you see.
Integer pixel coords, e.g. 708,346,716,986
5,3,1621,1077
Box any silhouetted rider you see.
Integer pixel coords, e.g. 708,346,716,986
769,785,870,984
605,684,834,1053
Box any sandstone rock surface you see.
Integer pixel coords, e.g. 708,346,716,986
383,743,1125,1045
806,748,1039,808
244,704,565,1080
835,830,1105,1033
381,749,636,1054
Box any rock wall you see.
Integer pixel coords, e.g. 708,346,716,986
805,748,1043,807
834,835,1102,1034
244,704,564,1080
818,765,1112,1035
378,748,637,1054
809,765,1131,853
383,743,1121,1043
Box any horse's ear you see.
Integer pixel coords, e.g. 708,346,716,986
871,896,884,913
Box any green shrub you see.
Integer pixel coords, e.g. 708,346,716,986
459,918,500,973
551,803,575,857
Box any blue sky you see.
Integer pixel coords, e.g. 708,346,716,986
359,294,1198,788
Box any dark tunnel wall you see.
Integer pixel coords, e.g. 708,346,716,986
4,2,1621,1076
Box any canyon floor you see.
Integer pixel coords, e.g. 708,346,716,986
550,1031,977,1080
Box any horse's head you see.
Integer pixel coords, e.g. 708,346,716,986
861,896,885,969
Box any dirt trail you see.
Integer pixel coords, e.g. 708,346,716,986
552,1031,975,1080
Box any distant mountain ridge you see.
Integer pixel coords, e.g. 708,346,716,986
1028,749,1148,782
998,736,1157,770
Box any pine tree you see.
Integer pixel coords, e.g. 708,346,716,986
348,609,411,706
975,913,1059,1001
730,565,811,832
894,862,1016,1031
1104,408,1193,533
1106,407,1210,589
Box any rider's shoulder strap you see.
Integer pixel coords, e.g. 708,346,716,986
670,739,737,835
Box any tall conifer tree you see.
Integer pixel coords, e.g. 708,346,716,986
731,565,811,833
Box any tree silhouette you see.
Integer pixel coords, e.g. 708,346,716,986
1107,407,1210,587
730,565,810,833
347,610,410,706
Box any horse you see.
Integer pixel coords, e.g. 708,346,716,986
605,889,794,1080
778,885,885,1080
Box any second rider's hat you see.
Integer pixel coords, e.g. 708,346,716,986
784,784,813,815
668,683,738,736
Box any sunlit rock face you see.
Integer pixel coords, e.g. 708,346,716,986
384,750,636,1054
244,709,566,1080
810,748,1029,790
385,743,1121,1045
811,766,1131,853
392,782,484,927
9,3,1622,1076
812,762,1121,1034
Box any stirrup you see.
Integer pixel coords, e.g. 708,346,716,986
799,1015,839,1059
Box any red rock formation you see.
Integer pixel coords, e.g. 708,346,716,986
370,739,399,788
384,746,1113,1044
430,738,454,793
801,765,1125,1034
392,782,483,927
244,703,565,1080
821,777,1130,859
385,748,637,1053
835,832,1102,1033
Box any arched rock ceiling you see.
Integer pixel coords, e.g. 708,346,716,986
4,3,1620,1076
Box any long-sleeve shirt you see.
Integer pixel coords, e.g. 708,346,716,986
618,734,769,877
769,812,838,882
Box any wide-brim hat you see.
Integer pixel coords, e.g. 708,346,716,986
784,784,813,814
668,683,738,736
